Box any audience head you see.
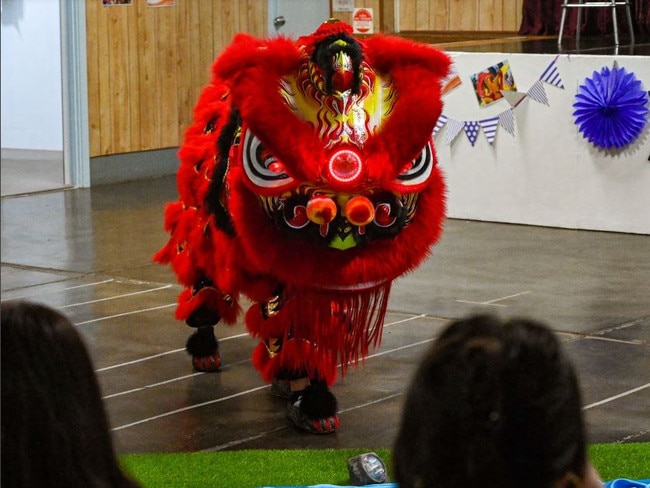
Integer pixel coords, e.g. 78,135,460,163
393,314,601,488
1,300,139,488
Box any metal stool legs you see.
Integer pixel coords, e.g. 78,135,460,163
558,0,570,45
558,0,635,46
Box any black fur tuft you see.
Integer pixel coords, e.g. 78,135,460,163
297,381,338,419
185,326,219,357
311,33,363,95
205,107,241,235
185,304,221,328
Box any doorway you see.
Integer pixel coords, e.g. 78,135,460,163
267,0,331,38
0,0,66,196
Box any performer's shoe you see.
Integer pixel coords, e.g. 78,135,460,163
287,398,340,434
186,326,221,372
191,353,221,372
270,378,291,398
286,381,339,434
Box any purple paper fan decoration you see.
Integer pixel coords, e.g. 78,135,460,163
573,63,649,150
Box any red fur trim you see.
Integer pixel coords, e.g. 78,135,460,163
244,303,287,338
175,286,240,324
296,19,353,51
214,36,324,186
362,37,451,183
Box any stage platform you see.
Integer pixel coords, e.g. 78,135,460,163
412,31,650,56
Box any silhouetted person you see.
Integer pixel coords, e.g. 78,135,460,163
393,314,603,488
1,301,140,488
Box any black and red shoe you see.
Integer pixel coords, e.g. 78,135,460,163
286,381,339,434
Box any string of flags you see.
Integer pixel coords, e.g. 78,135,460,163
434,55,565,147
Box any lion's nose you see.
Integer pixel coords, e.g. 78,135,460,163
344,196,375,226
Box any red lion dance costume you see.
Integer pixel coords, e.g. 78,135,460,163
155,20,450,434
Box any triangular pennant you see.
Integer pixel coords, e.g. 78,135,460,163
500,90,528,108
498,109,516,136
464,121,481,147
539,55,565,89
479,116,500,146
433,114,448,136
527,80,549,105
445,118,464,145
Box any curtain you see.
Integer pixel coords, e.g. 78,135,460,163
519,0,650,36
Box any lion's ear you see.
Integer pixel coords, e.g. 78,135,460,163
212,33,302,86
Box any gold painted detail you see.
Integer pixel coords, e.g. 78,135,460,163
265,337,283,358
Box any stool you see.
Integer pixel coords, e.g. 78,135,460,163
558,0,635,46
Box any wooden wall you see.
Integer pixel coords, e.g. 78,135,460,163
399,0,524,32
85,0,267,157
85,0,523,158
334,0,523,34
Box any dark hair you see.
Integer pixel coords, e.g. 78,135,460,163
1,301,140,488
393,314,586,488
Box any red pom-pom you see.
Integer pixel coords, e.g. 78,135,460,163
307,196,338,225
345,196,374,226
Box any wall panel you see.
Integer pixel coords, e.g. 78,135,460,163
86,0,267,157
400,0,523,32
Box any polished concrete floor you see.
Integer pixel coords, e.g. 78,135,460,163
1,175,649,454
1,149,67,197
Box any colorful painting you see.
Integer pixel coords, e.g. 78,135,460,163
471,60,517,107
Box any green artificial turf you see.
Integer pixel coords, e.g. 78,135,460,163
589,442,650,482
121,448,386,488
121,443,650,488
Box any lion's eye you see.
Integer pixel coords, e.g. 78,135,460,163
242,129,295,189
395,141,433,187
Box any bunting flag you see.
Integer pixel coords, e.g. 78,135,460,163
439,56,565,148
445,118,464,145
464,121,481,146
501,90,528,108
498,109,516,136
527,80,550,105
479,117,500,145
539,55,565,89
433,114,448,136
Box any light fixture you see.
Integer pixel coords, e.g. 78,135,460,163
348,452,387,485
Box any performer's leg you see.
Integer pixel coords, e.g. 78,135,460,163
185,304,221,372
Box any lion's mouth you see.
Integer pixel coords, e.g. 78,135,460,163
259,188,418,250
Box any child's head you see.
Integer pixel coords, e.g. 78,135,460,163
393,314,596,488
1,301,139,488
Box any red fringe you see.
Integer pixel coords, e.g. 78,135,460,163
247,281,392,383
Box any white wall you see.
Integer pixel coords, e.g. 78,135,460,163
436,52,650,235
267,0,331,38
1,0,63,151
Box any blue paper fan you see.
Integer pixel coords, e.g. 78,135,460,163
573,63,649,150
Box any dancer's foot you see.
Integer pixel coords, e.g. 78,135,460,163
286,380,339,434
186,326,221,372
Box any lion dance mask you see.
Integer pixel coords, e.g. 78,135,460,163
155,20,450,434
